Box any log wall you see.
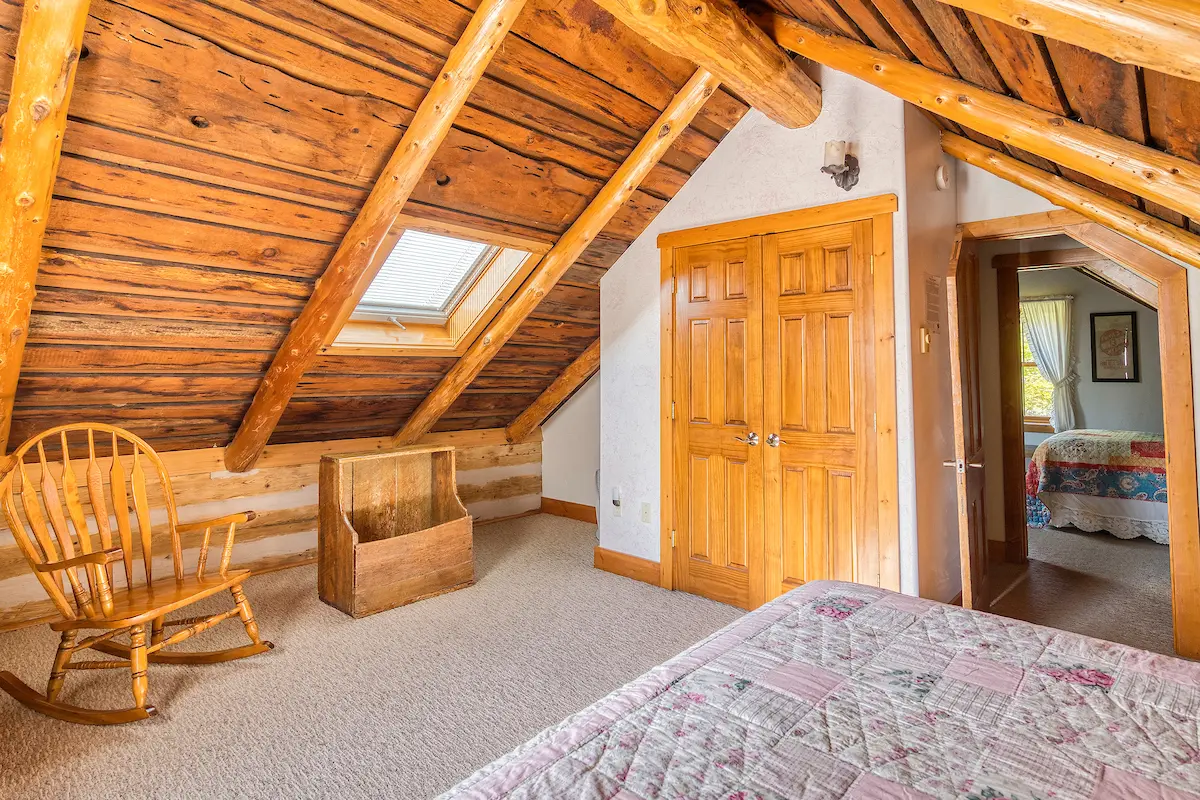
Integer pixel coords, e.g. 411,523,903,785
0,428,541,628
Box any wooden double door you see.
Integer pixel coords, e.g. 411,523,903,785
671,220,880,609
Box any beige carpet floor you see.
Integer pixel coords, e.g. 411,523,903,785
990,526,1175,656
0,515,740,799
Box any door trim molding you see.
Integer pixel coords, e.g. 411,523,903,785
961,214,1200,658
657,194,898,250
658,194,901,594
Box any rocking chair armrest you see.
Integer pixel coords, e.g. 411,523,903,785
175,511,257,534
34,547,124,573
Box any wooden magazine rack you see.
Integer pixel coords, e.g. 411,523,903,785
317,446,474,618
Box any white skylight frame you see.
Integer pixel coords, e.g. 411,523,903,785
352,229,501,324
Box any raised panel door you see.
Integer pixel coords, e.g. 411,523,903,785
672,237,765,609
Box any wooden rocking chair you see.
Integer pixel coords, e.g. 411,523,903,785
0,423,273,724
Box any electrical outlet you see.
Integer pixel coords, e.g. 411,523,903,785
613,502,621,518
640,502,651,523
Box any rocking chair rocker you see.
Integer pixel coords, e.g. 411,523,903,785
0,423,273,724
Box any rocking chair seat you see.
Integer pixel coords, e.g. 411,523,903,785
50,570,251,631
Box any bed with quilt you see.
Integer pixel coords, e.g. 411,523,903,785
1026,429,1168,544
441,580,1199,800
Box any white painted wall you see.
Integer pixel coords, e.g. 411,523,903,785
599,67,917,579
957,161,1059,223
903,106,961,601
541,374,601,508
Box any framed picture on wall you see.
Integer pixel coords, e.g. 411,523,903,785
1091,312,1139,382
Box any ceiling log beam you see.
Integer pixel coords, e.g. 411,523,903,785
393,69,721,446
759,13,1200,222
942,132,1200,270
223,0,528,473
505,338,600,443
590,0,819,129
0,0,91,456
929,0,1200,82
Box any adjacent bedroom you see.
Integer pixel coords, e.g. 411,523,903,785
974,233,1174,652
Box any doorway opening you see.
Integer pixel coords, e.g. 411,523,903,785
948,213,1200,658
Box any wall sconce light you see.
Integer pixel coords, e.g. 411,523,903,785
821,140,860,191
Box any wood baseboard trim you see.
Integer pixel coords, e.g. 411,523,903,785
593,546,661,586
541,497,598,524
475,509,540,527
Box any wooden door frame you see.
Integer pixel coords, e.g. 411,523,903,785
958,210,1200,658
656,194,901,594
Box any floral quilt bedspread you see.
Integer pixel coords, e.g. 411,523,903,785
1026,429,1166,528
441,580,1200,800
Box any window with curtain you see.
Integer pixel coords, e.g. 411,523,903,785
1019,296,1078,433
1020,307,1055,432
353,230,500,324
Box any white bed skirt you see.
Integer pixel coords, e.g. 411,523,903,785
1039,492,1170,545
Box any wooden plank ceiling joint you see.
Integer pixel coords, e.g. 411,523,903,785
223,0,530,473
506,338,600,443
757,12,1200,223
591,0,820,128
393,69,722,445
0,0,92,457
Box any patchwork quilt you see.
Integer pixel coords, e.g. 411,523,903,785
1026,430,1167,539
441,580,1200,800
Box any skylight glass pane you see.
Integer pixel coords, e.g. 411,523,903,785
359,230,496,314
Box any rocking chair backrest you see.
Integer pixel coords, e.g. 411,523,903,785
0,424,182,622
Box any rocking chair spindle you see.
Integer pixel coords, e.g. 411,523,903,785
0,423,274,725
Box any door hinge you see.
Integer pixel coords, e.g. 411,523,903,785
670,529,677,547
671,401,676,420
873,412,877,430
870,253,875,274
671,275,677,294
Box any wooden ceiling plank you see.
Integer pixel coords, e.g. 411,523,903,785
942,131,1200,270
505,339,600,443
392,69,720,445
1144,70,1200,165
222,0,529,473
926,0,1200,82
760,14,1200,223
868,0,958,75
0,0,92,456
830,0,914,58
588,0,819,129
909,0,1009,93
1043,39,1145,142
965,13,1068,115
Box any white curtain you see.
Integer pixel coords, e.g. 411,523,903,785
1022,297,1077,432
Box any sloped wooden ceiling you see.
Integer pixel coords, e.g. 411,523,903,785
759,0,1200,229
1,0,749,452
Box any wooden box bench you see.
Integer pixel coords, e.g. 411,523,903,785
317,446,474,618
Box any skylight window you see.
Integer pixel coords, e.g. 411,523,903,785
354,230,499,323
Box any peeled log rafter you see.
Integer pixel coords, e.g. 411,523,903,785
505,338,600,443
223,0,529,473
591,0,819,129
759,13,1200,223
930,0,1200,82
0,0,92,456
393,69,721,445
942,132,1200,271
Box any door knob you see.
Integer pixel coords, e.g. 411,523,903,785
735,432,759,446
766,433,786,447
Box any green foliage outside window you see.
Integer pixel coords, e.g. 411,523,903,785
1020,307,1054,419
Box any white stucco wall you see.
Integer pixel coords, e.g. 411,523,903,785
541,374,601,508
903,107,961,601
599,67,916,576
